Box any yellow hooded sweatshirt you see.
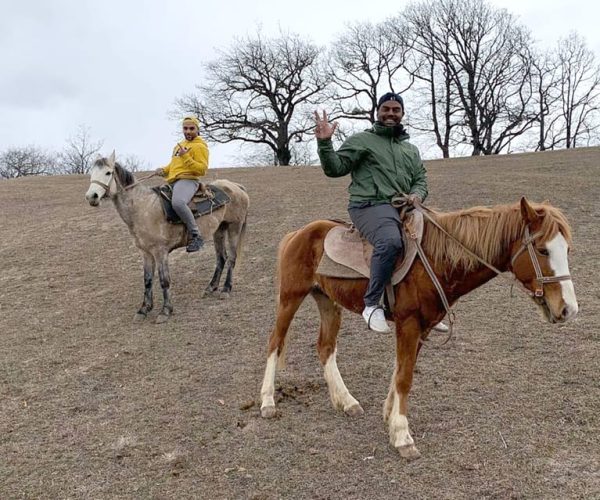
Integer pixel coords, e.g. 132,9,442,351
161,136,209,183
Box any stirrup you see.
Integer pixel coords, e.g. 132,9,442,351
364,306,391,333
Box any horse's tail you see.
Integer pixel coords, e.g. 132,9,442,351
275,229,297,303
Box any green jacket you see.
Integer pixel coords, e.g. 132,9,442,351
317,123,428,204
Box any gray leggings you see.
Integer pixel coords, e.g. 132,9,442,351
348,203,404,307
171,179,200,234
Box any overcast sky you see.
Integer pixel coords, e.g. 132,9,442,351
1,0,599,169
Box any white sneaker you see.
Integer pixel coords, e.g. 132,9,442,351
362,306,391,333
433,321,449,332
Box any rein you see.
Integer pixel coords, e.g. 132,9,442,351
91,169,158,198
392,197,571,345
123,172,158,190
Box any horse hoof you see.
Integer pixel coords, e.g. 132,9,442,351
219,291,231,300
202,289,217,298
397,444,421,461
261,405,277,418
134,312,147,322
344,404,364,417
155,314,170,324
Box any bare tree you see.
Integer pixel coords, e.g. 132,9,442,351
120,154,149,173
327,21,414,124
175,31,331,166
555,32,600,148
399,0,538,156
240,140,318,167
391,8,462,158
59,125,104,174
527,50,566,151
0,146,58,179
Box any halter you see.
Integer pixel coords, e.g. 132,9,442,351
90,177,113,197
510,226,572,297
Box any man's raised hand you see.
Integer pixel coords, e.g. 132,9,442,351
314,110,338,140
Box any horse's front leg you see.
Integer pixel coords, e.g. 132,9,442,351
156,252,173,323
384,315,422,460
135,251,155,321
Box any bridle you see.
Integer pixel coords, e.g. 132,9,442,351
410,199,572,299
89,166,157,198
89,167,116,198
509,226,572,298
392,197,573,345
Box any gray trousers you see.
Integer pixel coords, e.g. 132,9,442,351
348,203,404,307
171,179,200,235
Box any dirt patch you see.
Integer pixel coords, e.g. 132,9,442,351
1,148,599,498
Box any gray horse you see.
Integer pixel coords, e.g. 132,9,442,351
85,152,249,323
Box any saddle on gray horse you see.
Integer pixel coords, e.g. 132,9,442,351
153,183,231,224
317,209,424,285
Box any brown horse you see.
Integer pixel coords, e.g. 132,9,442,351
260,198,578,459
84,153,249,322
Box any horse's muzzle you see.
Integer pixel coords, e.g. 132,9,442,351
86,191,100,206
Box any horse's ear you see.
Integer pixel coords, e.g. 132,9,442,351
109,150,116,166
520,197,540,225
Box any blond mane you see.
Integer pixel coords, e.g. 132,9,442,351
422,202,572,272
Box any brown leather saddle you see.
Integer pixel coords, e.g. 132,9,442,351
317,209,424,285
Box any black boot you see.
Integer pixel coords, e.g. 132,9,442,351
186,232,204,253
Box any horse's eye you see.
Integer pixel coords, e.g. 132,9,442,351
105,172,111,176
538,248,549,256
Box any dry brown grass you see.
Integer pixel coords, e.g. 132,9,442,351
1,147,599,499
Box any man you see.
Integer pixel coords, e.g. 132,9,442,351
315,92,448,334
156,116,209,252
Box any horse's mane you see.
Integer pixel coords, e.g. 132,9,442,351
94,158,135,187
422,202,572,272
114,163,135,187
94,157,135,188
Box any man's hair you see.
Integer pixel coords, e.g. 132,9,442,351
377,92,404,111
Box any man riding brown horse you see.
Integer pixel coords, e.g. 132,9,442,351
314,92,448,333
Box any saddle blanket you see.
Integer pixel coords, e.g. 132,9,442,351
316,210,424,285
153,183,230,224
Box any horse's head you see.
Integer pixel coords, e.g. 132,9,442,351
85,151,118,206
510,197,578,324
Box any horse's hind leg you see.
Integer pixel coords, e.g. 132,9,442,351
312,288,363,416
260,292,308,418
219,221,244,297
202,225,226,298
135,250,155,321
155,252,173,324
